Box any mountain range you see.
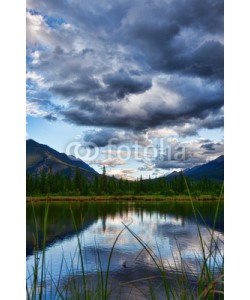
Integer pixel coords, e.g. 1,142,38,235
27,139,224,182
26,139,98,180
166,155,224,181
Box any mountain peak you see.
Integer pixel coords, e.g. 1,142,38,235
26,139,98,180
165,155,224,181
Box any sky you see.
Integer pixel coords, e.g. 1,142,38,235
26,0,224,180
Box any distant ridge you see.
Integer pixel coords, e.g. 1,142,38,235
26,139,98,180
166,155,224,181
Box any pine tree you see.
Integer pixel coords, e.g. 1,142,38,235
26,174,33,195
47,165,53,194
74,166,82,194
101,166,107,194
40,169,48,194
94,175,100,195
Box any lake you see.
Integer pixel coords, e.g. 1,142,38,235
26,201,224,299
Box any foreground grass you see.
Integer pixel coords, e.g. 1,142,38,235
27,194,223,203
26,190,224,299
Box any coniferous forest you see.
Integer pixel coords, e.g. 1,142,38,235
26,166,223,197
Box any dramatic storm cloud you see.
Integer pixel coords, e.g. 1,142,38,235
83,129,151,147
26,0,224,176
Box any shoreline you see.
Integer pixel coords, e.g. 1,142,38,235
26,195,223,203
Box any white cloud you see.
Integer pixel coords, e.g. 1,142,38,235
62,23,73,30
147,128,176,138
26,12,52,46
106,168,136,180
31,50,40,65
26,71,46,87
97,158,127,167
26,11,79,51
26,101,48,117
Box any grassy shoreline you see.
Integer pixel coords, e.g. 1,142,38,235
26,195,223,202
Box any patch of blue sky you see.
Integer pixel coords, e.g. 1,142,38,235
26,54,33,65
198,128,224,141
26,8,41,16
27,8,65,29
26,116,83,153
27,45,48,55
178,128,224,143
26,85,51,101
44,15,65,29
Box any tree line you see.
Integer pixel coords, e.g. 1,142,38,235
26,166,223,197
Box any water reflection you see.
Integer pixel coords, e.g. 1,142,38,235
26,201,223,298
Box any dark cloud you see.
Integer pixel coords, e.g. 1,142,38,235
119,0,224,79
140,77,223,130
184,41,224,80
60,75,223,133
175,0,224,34
138,164,154,172
61,104,149,130
152,172,160,176
200,142,224,153
103,70,152,100
201,143,216,151
51,74,102,98
84,129,116,147
27,0,224,136
156,159,201,170
82,48,95,56
153,40,224,80
83,129,150,147
44,113,57,121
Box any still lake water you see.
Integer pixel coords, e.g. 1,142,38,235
26,201,224,299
